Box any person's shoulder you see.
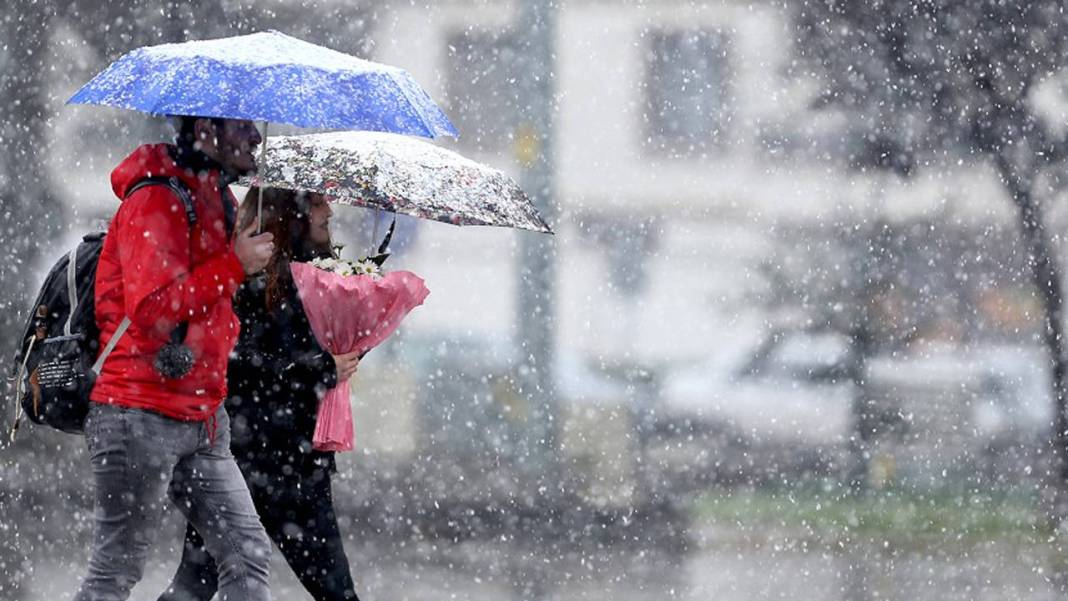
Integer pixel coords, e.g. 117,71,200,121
116,181,188,223
110,143,180,197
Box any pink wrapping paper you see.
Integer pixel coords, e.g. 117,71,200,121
291,262,429,451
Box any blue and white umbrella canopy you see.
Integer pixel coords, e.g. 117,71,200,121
67,30,457,138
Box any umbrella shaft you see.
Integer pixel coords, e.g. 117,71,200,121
257,121,269,233
370,207,380,256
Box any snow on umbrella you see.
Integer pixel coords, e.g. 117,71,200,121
66,30,457,138
239,131,553,234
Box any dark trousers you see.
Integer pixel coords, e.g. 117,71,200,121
158,460,359,601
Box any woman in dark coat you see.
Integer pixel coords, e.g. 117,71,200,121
158,187,362,601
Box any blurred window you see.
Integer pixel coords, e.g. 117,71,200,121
445,28,520,153
644,28,731,157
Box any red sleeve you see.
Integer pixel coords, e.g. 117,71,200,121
115,187,246,338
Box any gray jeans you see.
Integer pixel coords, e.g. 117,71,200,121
73,403,271,601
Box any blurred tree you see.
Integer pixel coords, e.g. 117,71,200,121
760,218,898,493
0,4,62,393
794,0,1068,519
760,214,993,493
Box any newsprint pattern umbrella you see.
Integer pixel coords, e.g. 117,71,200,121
67,30,457,138
240,131,552,234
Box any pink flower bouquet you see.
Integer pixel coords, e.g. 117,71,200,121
291,259,429,451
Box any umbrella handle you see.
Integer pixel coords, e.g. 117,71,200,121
377,215,396,256
256,121,269,233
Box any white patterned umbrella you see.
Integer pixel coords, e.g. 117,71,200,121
239,131,552,234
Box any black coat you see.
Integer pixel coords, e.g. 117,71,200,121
226,272,338,475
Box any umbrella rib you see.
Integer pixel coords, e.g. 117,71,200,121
385,72,441,139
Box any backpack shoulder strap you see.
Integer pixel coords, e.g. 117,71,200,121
91,317,130,375
125,176,197,227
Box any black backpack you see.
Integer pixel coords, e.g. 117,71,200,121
9,177,196,439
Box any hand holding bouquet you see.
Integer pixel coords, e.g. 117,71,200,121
292,253,429,451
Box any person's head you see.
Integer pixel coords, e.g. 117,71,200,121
175,116,262,177
239,187,334,310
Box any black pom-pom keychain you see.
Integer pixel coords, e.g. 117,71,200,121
155,322,194,379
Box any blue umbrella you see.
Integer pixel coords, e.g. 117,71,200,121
67,30,457,138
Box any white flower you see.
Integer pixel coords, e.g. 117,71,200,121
352,259,382,278
311,257,339,271
309,256,381,278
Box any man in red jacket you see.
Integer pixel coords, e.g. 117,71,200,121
74,117,276,601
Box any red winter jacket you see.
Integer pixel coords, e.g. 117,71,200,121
90,144,246,421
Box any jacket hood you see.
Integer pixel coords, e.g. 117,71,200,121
110,143,224,201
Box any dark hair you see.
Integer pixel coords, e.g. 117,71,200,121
174,116,226,150
239,187,333,311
